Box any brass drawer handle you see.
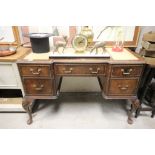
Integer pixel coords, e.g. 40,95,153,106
89,67,100,74
121,68,133,75
32,84,44,90
63,68,73,73
118,85,128,90
30,68,42,75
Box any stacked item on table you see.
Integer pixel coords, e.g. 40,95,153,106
140,31,155,57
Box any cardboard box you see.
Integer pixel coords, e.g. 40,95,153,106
141,41,155,51
143,31,155,42
140,48,155,58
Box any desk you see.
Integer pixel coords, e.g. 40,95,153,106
17,48,145,125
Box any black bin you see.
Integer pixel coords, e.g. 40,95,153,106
28,33,53,53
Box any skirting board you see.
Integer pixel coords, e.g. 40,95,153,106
0,97,25,112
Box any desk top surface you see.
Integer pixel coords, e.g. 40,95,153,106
20,48,145,65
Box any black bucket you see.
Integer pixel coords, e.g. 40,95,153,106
28,33,53,53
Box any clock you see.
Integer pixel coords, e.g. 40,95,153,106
72,34,87,52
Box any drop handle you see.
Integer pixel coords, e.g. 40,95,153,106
32,84,44,90
63,68,73,73
89,68,100,74
30,68,42,75
121,68,133,75
118,85,129,90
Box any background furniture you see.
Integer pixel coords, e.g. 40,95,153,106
136,57,155,117
0,47,30,111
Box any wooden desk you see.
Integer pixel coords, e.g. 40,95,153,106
17,48,145,125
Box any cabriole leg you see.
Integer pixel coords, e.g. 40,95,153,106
127,98,140,124
22,97,34,125
151,110,155,118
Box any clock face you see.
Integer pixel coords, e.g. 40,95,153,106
72,34,87,52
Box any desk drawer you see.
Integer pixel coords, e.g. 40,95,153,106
23,78,53,95
55,64,105,75
111,65,143,78
108,79,139,95
19,65,51,77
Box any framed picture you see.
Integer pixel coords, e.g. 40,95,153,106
76,26,140,47
0,26,21,45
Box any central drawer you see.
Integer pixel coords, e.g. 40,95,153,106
108,79,139,95
23,78,53,95
54,64,105,75
19,65,51,77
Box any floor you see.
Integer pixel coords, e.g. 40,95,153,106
0,92,155,129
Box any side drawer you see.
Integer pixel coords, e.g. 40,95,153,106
19,65,51,77
23,78,54,95
111,65,143,78
108,79,139,95
54,64,106,75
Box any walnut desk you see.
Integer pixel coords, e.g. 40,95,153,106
17,48,145,125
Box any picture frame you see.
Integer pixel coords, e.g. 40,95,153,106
0,26,21,46
76,26,140,47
